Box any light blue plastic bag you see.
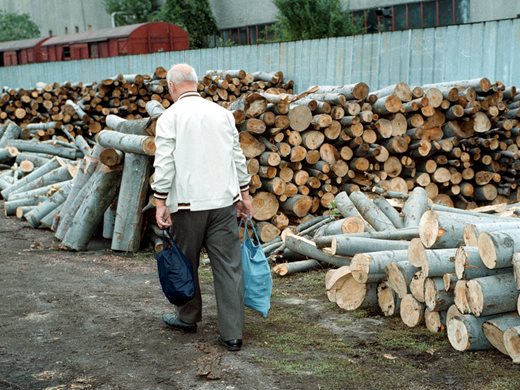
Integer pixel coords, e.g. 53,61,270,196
241,217,272,318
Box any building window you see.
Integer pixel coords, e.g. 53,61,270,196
355,0,466,33
63,46,71,59
75,26,80,33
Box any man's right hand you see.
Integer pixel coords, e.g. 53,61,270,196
155,200,172,229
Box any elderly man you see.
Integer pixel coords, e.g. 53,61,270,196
152,63,253,352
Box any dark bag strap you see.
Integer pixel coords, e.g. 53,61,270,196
161,227,176,247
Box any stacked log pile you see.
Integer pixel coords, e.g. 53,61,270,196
233,77,520,242
269,188,520,360
0,69,293,252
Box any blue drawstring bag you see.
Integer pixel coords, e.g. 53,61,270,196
241,217,272,318
156,228,195,306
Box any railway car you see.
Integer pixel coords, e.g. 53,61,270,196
0,22,189,66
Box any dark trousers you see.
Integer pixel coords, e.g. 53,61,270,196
170,205,244,340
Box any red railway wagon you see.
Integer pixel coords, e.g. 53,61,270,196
41,22,189,62
0,37,49,66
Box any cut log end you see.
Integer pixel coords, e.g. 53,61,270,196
466,279,484,316
400,294,424,327
377,282,398,316
418,210,440,248
447,317,471,351
477,232,498,269
350,253,371,284
504,327,520,363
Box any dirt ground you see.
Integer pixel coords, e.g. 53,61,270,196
1,200,520,390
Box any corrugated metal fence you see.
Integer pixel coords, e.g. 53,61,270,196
1,18,519,91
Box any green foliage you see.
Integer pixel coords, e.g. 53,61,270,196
156,0,218,48
273,0,364,41
103,0,156,26
0,11,40,42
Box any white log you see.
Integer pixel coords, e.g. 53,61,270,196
7,139,78,160
420,248,458,278
331,236,409,256
478,231,520,269
334,191,374,232
351,249,409,283
96,130,155,156
385,261,417,298
466,273,518,317
377,281,400,316
111,153,151,252
424,277,454,311
1,157,65,199
349,191,397,231
463,222,520,247
447,314,496,351
372,197,404,228
62,164,122,251
482,313,520,355
400,294,425,327
402,187,429,228
25,182,72,227
40,203,63,229
284,234,349,268
9,165,74,198
0,121,21,148
504,325,520,363
455,246,510,280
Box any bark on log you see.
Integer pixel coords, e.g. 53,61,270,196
334,191,375,232
447,314,495,351
272,259,321,276
351,249,409,283
9,165,74,198
111,153,151,252
7,139,77,160
96,130,155,156
331,237,409,257
284,234,349,268
466,273,518,317
482,313,520,355
424,277,454,311
454,246,510,280
478,231,520,269
385,261,416,298
349,191,397,231
402,187,429,228
372,197,404,228
62,164,122,251
25,181,72,227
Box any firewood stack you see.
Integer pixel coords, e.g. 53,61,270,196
234,78,520,244
0,68,294,251
269,188,520,361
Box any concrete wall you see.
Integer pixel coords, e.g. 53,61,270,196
0,0,112,36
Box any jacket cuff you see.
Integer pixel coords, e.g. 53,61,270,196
239,184,250,192
153,192,168,200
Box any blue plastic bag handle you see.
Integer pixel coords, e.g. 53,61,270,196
161,227,177,247
239,216,261,244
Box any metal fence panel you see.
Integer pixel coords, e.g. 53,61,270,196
1,18,520,92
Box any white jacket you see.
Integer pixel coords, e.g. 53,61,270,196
152,91,250,212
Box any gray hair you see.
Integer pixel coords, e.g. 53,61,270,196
167,63,198,84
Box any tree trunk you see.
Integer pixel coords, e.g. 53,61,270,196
96,130,155,156
448,313,497,351
9,165,74,198
503,325,520,363
281,195,312,218
331,236,409,256
400,294,425,327
349,191,397,231
482,313,520,355
466,273,518,317
334,191,375,232
425,309,446,333
478,231,520,269
351,249,409,283
372,197,404,228
25,182,72,228
111,153,151,252
402,187,429,228
284,234,349,268
424,277,454,311
1,157,65,199
455,246,510,280
385,261,417,298
420,248,458,277
378,281,400,316
272,259,321,276
62,164,122,251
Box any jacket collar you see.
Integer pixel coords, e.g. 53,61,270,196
178,91,201,101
